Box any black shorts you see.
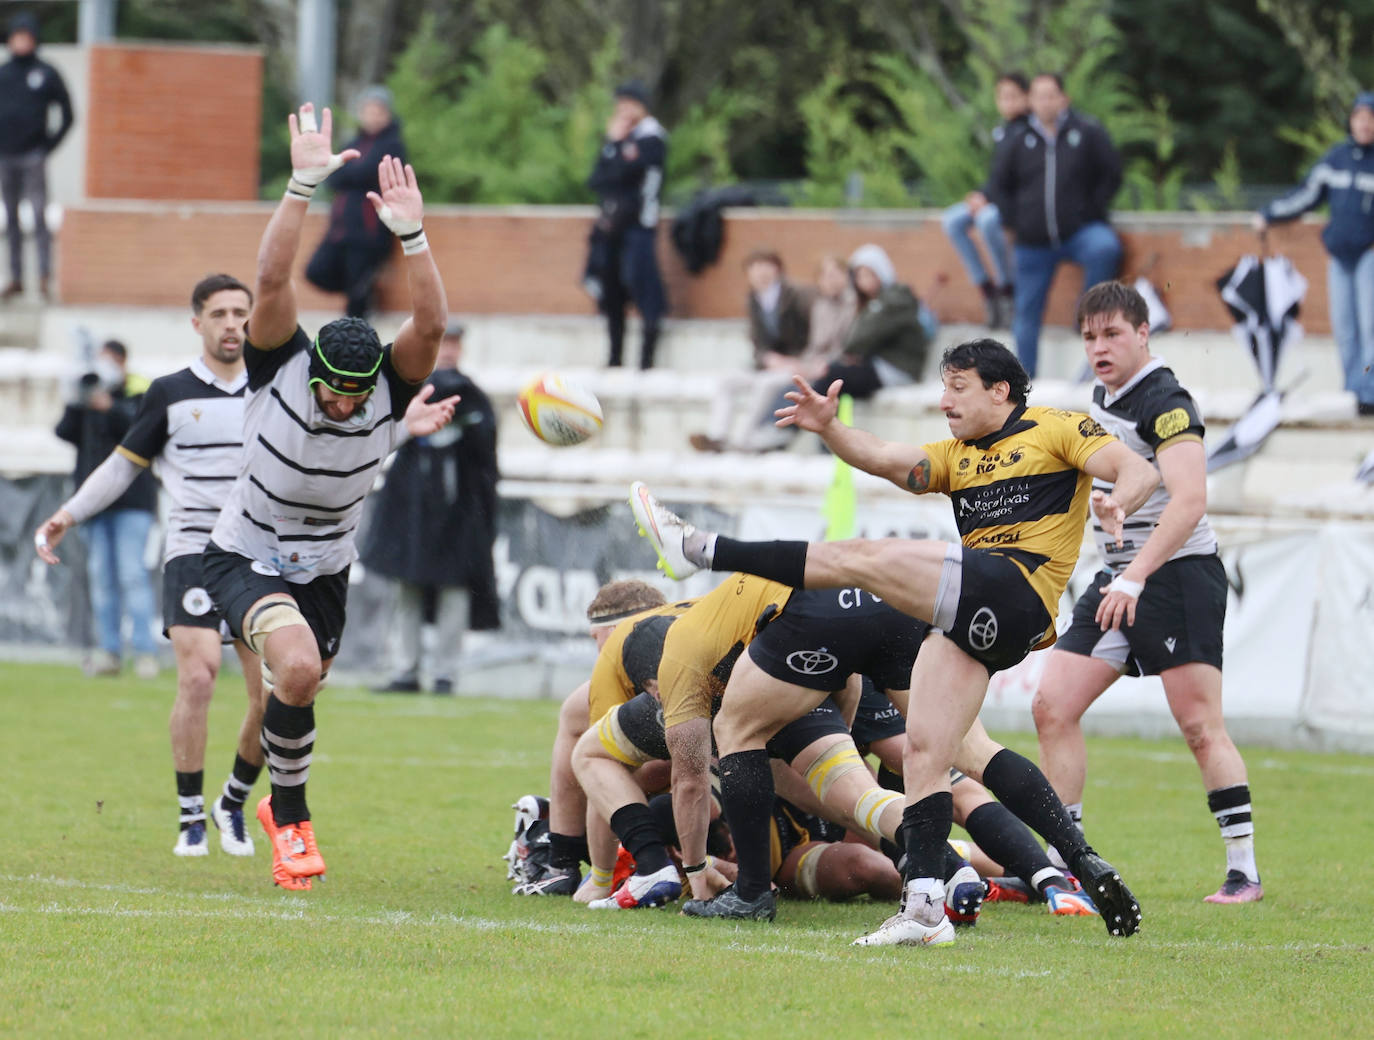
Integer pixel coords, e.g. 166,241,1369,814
1055,554,1226,676
943,549,1053,674
162,552,229,639
201,542,350,661
766,697,850,762
614,691,670,761
850,679,905,749
747,587,925,693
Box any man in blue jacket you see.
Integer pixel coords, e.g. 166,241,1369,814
1257,92,1374,416
988,73,1122,377
0,11,74,301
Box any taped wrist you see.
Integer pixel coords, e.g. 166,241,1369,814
399,227,429,256
285,176,318,201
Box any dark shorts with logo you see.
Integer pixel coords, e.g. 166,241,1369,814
1055,554,1226,676
201,541,350,661
766,697,851,762
162,552,228,637
943,549,1053,675
747,588,925,693
849,679,906,748
615,691,671,761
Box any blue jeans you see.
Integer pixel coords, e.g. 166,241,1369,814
1327,252,1374,405
84,509,158,656
1012,222,1122,377
941,201,1014,288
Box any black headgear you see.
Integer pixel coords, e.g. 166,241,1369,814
308,318,383,396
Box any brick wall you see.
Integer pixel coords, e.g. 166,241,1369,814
85,43,262,201
57,203,1330,333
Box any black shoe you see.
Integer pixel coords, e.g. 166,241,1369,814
680,884,776,921
1070,848,1142,937
515,861,581,896
432,678,454,695
372,677,421,694
1358,401,1374,416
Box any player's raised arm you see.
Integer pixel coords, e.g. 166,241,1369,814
776,375,934,493
253,104,361,350
368,156,448,383
1083,440,1161,544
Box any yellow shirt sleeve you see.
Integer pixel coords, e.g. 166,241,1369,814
919,438,953,495
1050,409,1117,471
587,626,634,724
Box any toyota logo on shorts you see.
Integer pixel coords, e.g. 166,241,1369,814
182,587,213,617
968,608,998,652
786,649,839,675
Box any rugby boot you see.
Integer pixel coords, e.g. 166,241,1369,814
514,862,581,896
210,796,255,856
628,482,700,580
680,884,776,921
983,877,1033,904
587,863,681,909
1046,883,1100,917
172,821,209,858
944,864,984,927
1069,848,1141,936
257,796,326,884
1204,869,1263,904
853,878,956,947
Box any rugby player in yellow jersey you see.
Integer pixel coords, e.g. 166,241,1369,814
630,338,1159,945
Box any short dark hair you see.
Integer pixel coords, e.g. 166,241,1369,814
1077,281,1149,331
191,273,253,315
1032,71,1065,92
940,339,1031,405
997,71,1029,93
744,249,783,272
100,339,128,361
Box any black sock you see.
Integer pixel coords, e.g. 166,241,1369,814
964,801,1065,891
718,750,775,901
261,695,315,825
550,831,589,870
981,749,1086,862
709,536,809,586
176,770,204,831
608,803,671,874
219,753,262,813
901,792,954,881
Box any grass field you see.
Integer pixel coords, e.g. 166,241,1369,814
2,661,1370,1038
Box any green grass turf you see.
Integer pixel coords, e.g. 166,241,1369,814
1,661,1370,1038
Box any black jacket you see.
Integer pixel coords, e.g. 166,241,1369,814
0,52,74,157
587,116,668,233
987,109,1121,246
359,369,500,629
749,280,814,364
322,119,407,246
55,385,157,514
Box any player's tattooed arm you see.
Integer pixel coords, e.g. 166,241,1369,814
906,458,931,493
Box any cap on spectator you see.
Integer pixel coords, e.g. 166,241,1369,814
848,243,897,287
356,85,394,113
614,80,651,109
1353,91,1374,116
443,320,466,339
7,11,39,41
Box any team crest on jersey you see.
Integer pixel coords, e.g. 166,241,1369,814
958,457,971,472
1078,417,1107,438
1154,408,1191,440
27,69,45,90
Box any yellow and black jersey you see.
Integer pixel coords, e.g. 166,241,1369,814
587,599,696,724
923,404,1115,621
658,573,793,729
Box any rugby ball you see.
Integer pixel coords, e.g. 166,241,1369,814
516,372,603,447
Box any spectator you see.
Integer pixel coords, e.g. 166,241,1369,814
689,249,814,453
362,322,501,694
1256,91,1374,416
988,72,1122,377
585,81,669,369
54,340,159,678
804,254,859,365
810,243,934,400
0,11,74,301
941,73,1029,329
304,86,406,318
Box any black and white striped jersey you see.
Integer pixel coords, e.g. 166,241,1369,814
1088,357,1217,570
208,326,421,583
116,357,247,564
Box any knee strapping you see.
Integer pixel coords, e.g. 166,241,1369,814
259,659,276,696
854,787,904,840
794,844,828,900
804,743,867,802
243,597,307,656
